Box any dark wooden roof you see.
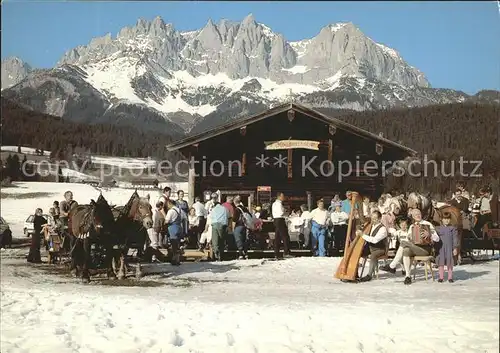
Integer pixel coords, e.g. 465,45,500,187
167,102,417,155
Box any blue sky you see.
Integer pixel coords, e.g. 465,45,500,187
2,1,499,94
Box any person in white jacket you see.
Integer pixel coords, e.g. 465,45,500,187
330,204,349,251
148,201,165,262
198,215,212,251
299,204,312,248
380,218,411,275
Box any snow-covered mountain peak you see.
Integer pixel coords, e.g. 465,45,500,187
6,14,494,137
375,43,401,60
1,56,32,90
56,14,428,86
328,22,350,32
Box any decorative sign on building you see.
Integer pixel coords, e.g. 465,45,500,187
264,140,320,151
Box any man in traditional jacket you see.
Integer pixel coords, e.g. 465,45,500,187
359,210,389,282
59,190,78,231
475,187,493,235
158,186,172,206
453,182,470,200
450,189,470,213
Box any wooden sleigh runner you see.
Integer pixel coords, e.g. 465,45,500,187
334,192,369,282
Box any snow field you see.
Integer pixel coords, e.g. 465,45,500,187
0,255,498,353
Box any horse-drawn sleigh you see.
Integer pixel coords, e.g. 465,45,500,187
42,191,154,283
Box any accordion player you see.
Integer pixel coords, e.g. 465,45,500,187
411,222,433,245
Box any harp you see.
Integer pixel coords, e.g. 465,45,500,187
334,192,368,281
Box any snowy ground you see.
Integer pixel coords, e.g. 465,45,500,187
1,249,499,353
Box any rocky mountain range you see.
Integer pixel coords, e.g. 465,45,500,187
2,14,499,136
1,57,32,90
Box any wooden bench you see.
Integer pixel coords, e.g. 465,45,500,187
412,255,435,281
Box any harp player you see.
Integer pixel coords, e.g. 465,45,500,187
358,210,389,282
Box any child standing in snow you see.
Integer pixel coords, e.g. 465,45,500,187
435,212,459,283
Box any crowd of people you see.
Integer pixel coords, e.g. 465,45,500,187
147,189,370,262
26,182,497,284
151,187,257,263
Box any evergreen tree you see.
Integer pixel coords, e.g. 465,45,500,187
5,154,21,180
49,149,58,161
57,166,65,183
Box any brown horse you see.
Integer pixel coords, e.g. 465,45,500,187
68,194,117,282
112,191,153,279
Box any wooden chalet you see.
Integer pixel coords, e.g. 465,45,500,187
167,103,417,210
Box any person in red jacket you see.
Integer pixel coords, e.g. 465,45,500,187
222,196,235,233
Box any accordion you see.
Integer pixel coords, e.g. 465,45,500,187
412,224,432,245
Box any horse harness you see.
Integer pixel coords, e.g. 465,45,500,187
74,205,104,240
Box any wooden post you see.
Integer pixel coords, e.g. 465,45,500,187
242,153,246,176
344,192,359,254
307,191,312,211
287,149,292,179
327,139,333,176
188,151,195,206
248,192,254,211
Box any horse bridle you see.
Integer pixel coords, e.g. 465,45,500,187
120,193,152,228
